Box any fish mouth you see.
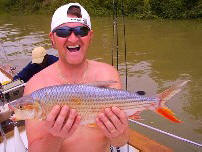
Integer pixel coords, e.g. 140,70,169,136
67,45,80,52
8,104,16,111
9,108,37,121
9,112,17,121
8,104,19,121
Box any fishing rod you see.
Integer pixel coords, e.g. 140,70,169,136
111,1,128,151
121,0,128,91
112,0,128,90
129,119,202,148
112,0,115,66
115,0,119,71
112,0,119,70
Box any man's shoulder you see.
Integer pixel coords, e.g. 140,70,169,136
88,60,121,89
23,63,56,95
30,64,53,81
23,73,46,95
89,60,116,72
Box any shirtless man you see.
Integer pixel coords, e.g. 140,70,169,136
24,3,129,152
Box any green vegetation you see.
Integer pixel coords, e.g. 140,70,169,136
0,0,201,19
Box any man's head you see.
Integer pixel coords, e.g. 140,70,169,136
51,3,91,32
49,3,93,65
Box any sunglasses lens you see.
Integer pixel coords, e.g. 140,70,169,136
55,27,71,38
74,26,89,37
53,26,89,38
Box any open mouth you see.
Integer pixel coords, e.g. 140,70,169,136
67,45,80,52
8,103,15,111
10,112,16,121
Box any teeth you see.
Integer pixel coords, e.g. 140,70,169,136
68,45,79,49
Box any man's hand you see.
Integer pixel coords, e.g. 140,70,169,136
44,105,81,139
96,107,129,146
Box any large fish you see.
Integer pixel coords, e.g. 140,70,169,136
8,80,189,124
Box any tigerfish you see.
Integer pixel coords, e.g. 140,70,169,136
8,80,189,124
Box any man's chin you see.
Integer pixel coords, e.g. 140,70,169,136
66,58,86,65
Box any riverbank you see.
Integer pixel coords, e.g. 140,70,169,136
0,0,202,19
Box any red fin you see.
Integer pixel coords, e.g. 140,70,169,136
155,81,189,123
156,107,182,123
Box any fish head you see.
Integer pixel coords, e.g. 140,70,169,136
8,96,42,121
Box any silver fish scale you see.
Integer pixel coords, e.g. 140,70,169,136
31,84,158,104
28,84,160,123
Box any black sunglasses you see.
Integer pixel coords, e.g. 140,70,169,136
52,26,90,38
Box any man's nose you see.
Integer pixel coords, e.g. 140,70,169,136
67,32,79,43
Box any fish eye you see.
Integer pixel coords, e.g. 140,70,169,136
18,105,23,109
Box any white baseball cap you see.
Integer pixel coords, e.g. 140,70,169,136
51,3,91,32
32,47,47,64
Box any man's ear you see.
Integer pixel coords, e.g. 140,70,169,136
49,32,56,48
89,30,94,44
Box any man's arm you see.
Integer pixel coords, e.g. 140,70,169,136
24,76,80,152
96,107,129,147
24,77,62,152
95,63,129,147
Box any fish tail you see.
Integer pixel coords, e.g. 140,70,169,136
155,80,190,123
156,107,181,123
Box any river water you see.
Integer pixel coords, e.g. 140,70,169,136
0,15,202,151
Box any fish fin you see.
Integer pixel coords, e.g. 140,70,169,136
84,81,118,88
157,80,190,106
87,123,97,128
129,111,144,121
156,107,182,123
155,80,189,123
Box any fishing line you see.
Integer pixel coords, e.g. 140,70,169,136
121,0,128,91
129,119,202,148
112,0,115,66
112,0,119,70
115,0,119,71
